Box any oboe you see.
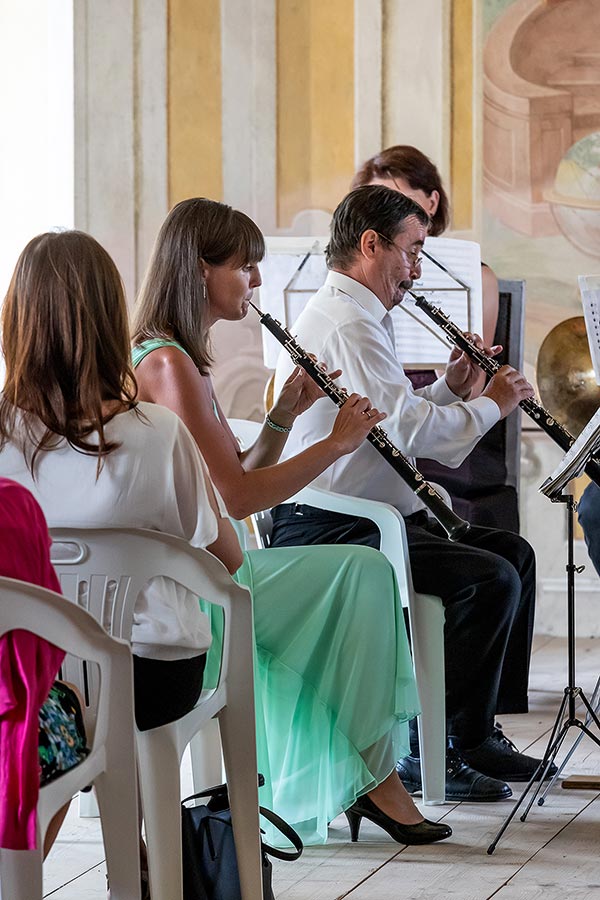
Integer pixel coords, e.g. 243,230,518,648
407,289,600,489
249,301,470,541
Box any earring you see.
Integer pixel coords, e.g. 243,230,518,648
202,280,207,303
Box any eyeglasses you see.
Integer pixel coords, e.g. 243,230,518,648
375,232,423,269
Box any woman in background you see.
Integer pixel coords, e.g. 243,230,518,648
131,197,451,846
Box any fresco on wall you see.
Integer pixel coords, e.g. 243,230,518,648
481,0,600,382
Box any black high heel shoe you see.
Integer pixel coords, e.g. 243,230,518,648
344,794,452,845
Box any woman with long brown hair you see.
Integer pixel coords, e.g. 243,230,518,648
131,198,452,847
0,229,242,737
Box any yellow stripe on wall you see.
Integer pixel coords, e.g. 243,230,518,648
168,0,222,206
450,0,473,231
277,0,354,229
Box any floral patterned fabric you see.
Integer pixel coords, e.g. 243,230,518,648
38,682,89,786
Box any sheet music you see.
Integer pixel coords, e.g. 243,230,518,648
540,406,600,498
579,275,600,386
393,238,482,366
257,235,483,369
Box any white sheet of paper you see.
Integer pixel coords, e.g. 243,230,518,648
541,405,600,497
579,274,600,386
256,236,483,369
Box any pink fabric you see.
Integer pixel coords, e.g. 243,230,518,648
0,478,64,850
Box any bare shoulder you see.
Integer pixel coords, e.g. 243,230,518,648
134,344,213,404
481,262,499,293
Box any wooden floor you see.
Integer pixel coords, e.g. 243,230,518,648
44,636,600,899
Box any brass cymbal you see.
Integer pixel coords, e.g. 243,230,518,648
536,316,600,437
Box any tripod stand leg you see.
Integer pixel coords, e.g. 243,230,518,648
578,689,600,733
487,761,545,854
520,722,571,821
538,678,600,805
487,690,570,854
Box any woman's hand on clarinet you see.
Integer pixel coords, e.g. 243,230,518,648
327,394,386,456
445,333,502,400
483,365,534,418
273,363,343,423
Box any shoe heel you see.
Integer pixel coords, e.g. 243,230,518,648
344,808,362,842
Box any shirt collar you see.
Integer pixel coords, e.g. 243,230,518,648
324,270,388,324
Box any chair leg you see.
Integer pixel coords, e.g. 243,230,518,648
411,592,446,805
189,718,223,790
0,848,43,900
94,768,141,900
136,727,184,900
78,787,100,817
218,699,263,900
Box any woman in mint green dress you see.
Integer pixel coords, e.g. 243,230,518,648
130,198,451,847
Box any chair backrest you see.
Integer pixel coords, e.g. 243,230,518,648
496,278,525,494
0,576,133,751
50,527,251,723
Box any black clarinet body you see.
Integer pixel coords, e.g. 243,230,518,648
251,302,470,541
409,290,600,489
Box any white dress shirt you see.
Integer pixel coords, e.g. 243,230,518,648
274,270,500,516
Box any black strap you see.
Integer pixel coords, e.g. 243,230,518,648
181,785,303,861
182,782,228,805
259,807,303,860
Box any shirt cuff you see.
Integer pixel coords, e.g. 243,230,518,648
429,375,462,405
468,395,502,431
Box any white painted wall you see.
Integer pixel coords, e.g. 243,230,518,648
0,0,74,296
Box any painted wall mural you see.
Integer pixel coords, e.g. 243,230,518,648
482,0,600,378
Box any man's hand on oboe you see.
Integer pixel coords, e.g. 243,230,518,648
328,393,386,455
483,365,534,418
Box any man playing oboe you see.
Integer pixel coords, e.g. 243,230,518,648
270,184,554,803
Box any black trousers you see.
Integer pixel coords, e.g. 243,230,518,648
133,653,207,732
270,504,536,750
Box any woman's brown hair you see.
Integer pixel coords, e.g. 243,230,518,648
351,145,450,237
132,198,265,374
0,230,137,470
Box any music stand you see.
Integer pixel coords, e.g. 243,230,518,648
487,413,600,854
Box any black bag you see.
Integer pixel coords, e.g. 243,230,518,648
182,782,303,900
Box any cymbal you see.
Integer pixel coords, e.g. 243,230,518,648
537,316,600,437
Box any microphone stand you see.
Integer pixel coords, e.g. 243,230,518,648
487,491,600,854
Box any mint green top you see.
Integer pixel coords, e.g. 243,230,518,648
131,335,419,845
132,338,191,368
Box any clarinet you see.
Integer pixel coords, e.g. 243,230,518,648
408,289,600,489
249,301,470,541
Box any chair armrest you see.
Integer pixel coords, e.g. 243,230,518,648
287,486,413,602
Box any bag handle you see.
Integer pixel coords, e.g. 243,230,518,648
182,782,228,806
259,807,303,861
181,786,303,861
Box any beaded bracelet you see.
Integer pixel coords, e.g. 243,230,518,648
265,413,293,434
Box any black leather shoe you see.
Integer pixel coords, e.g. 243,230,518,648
460,725,558,783
344,794,451,845
396,747,513,802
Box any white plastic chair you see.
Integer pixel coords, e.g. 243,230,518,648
229,417,446,805
50,527,263,900
0,576,140,900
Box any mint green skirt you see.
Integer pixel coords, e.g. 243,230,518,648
201,543,419,845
